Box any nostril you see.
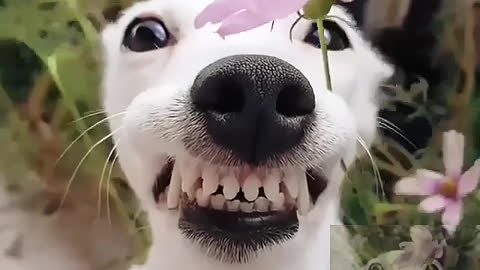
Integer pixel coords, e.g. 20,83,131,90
276,85,315,117
192,77,245,114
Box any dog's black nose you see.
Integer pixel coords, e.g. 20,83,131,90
191,55,315,164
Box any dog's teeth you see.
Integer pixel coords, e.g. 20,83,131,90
181,162,200,196
167,166,182,209
211,195,226,210
242,174,260,201
222,175,239,200
226,200,241,212
202,167,219,196
240,202,254,213
297,172,310,216
271,192,285,211
254,197,269,212
196,188,210,207
264,170,281,201
283,168,299,198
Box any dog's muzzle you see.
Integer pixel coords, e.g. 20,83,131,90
151,55,328,264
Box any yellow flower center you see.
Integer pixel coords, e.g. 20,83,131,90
440,178,457,198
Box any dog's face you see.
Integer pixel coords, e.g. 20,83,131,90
102,0,392,268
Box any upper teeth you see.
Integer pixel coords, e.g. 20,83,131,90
160,160,312,215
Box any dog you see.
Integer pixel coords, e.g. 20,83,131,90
101,0,393,269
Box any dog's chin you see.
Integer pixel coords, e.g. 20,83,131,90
151,156,328,264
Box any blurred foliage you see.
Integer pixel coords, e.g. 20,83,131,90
0,0,479,269
0,0,151,266
340,1,480,268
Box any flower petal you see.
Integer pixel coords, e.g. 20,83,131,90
416,169,445,194
441,200,463,227
416,169,445,180
443,225,456,236
410,225,432,243
216,9,271,38
457,159,480,197
419,195,447,213
194,0,252,28
259,0,309,19
433,240,447,259
395,177,429,196
195,0,309,36
442,130,464,178
398,241,414,250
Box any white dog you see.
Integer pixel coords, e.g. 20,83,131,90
101,1,393,269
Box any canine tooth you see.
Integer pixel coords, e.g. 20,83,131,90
283,168,299,198
196,188,210,207
264,170,281,201
240,202,253,213
181,162,200,195
167,166,181,209
242,174,260,201
211,195,226,210
271,193,285,211
202,166,219,196
227,200,241,212
255,197,269,212
222,175,239,200
297,172,310,216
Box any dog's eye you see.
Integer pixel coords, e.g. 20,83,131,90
368,263,384,270
123,18,170,52
303,21,350,51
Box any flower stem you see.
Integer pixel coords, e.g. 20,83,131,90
317,18,332,91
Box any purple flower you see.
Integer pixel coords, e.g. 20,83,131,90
395,130,480,231
194,0,310,38
394,226,446,268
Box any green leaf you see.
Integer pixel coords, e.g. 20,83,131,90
374,203,408,216
303,0,334,20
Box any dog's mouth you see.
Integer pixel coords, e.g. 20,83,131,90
152,158,327,263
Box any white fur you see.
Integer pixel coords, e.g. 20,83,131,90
101,1,393,269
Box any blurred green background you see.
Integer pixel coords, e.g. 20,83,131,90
0,0,479,269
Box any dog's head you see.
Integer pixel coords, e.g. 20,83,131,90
101,0,392,268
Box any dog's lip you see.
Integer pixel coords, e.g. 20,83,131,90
306,169,327,204
153,159,175,203
180,199,298,232
179,200,299,263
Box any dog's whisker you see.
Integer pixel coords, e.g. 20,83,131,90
377,117,417,149
356,135,385,200
378,122,416,149
56,111,126,165
97,138,120,220
60,127,122,208
69,110,106,125
106,151,120,226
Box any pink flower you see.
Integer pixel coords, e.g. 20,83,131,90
194,0,309,38
394,226,446,268
395,130,480,230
